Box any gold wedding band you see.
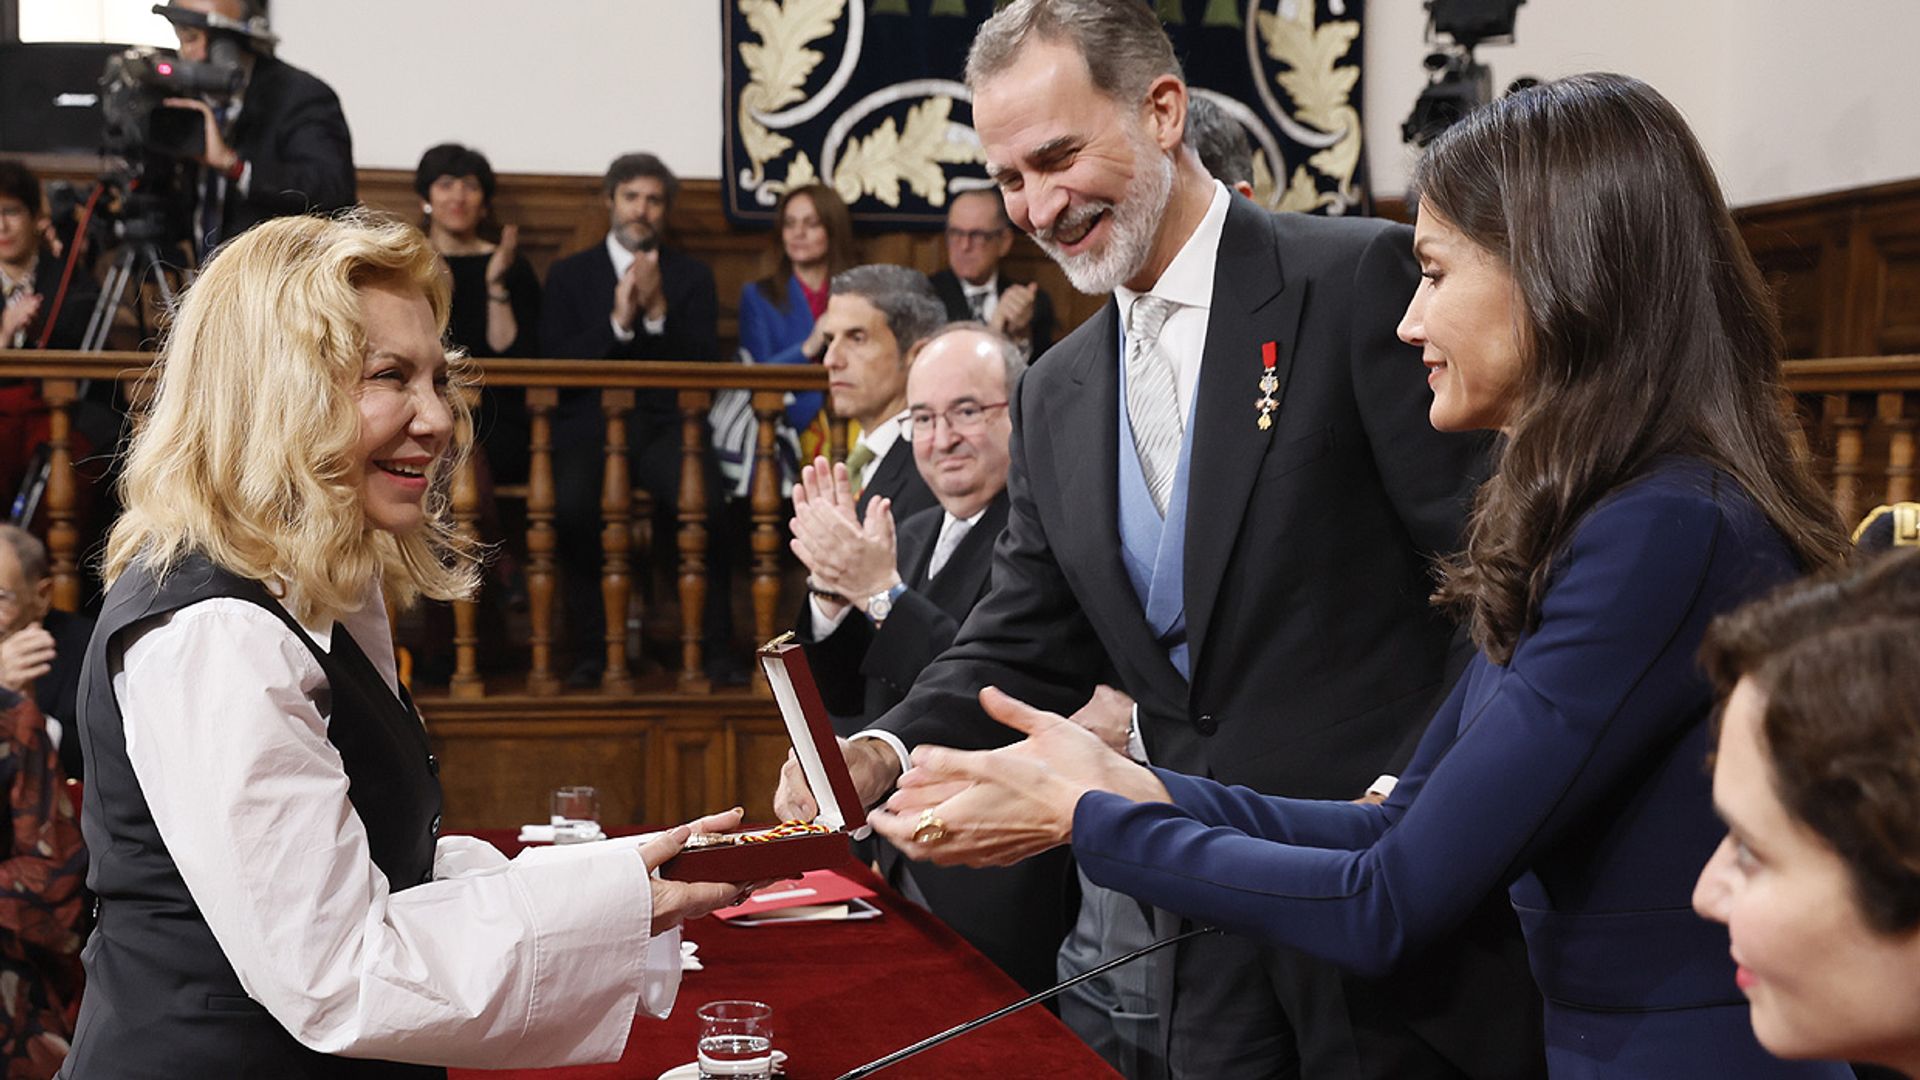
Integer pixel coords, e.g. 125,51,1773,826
912,809,947,844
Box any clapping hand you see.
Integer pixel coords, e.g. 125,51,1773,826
0,622,55,694
789,456,900,613
484,224,519,293
2,292,42,345
990,282,1038,338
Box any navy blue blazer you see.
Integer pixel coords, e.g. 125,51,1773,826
1073,460,1851,1079
737,275,824,431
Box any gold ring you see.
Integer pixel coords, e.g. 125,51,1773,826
912,809,947,844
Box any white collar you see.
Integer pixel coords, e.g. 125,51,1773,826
1113,180,1231,317
605,232,636,278
961,272,999,297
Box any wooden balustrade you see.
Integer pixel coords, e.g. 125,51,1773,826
7,348,1915,706
0,349,829,700
1781,355,1920,528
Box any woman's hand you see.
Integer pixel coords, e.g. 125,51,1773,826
868,687,1171,867
639,807,758,935
484,224,519,289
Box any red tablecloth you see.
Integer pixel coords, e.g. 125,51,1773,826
451,831,1119,1080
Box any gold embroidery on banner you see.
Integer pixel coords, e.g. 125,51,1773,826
831,95,985,209
736,0,843,196
1256,2,1363,213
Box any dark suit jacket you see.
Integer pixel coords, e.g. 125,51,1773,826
1073,462,1841,1079
875,197,1538,1073
854,439,936,524
930,268,1056,357
540,242,719,421
214,54,355,244
801,495,1078,993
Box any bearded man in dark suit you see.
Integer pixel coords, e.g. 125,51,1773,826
778,2,1544,1078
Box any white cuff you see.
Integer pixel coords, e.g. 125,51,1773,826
642,312,668,336
235,160,253,197
1125,703,1150,764
850,729,911,792
807,594,853,635
610,315,637,343
1365,774,1399,799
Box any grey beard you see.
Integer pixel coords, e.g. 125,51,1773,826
1035,143,1175,296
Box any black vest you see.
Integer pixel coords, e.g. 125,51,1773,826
62,556,446,1079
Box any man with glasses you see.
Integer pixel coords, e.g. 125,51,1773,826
931,190,1056,359
788,324,1077,993
0,525,91,783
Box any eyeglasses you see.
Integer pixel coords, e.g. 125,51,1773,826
945,226,1007,246
907,401,1007,439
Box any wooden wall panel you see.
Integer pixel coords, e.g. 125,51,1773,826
1737,178,1920,359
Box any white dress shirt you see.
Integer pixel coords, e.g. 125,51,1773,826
1111,179,1231,421
961,272,999,323
112,585,680,1067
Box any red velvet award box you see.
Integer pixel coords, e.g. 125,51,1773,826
659,635,867,882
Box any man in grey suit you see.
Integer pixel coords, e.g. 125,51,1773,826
780,2,1543,1077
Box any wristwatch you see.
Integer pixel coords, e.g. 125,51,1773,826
866,582,908,625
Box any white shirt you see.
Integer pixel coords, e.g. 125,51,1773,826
1111,179,1232,421
112,585,680,1067
960,272,999,323
853,411,908,493
606,232,668,341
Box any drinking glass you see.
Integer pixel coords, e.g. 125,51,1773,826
696,999,773,1079
548,786,600,844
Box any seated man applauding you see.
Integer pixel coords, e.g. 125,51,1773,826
788,324,1077,992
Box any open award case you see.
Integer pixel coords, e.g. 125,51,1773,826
659,634,868,882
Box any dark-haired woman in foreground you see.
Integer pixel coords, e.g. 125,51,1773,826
872,74,1854,1077
1694,549,1920,1077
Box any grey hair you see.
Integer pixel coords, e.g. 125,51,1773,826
919,321,1029,396
966,0,1183,105
0,525,48,583
830,264,948,356
950,187,1012,228
1185,95,1254,187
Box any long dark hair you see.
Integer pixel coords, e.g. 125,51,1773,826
1413,73,1847,663
755,184,855,312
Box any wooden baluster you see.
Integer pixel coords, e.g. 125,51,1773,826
449,389,484,699
749,391,786,692
1880,391,1916,505
525,388,560,695
600,389,636,694
678,389,713,692
40,379,80,611
1829,393,1869,528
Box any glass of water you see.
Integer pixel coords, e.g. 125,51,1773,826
549,786,599,844
696,999,773,1079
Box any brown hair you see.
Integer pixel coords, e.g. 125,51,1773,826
1413,74,1847,662
755,184,855,313
1702,549,1920,934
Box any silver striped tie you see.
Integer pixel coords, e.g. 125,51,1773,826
1124,294,1182,517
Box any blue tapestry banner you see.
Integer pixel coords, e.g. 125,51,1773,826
722,0,1370,228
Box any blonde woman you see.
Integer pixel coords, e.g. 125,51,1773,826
64,213,745,1077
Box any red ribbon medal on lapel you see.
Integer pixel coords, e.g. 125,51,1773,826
1256,341,1280,430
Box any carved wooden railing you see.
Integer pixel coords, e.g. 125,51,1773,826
1780,355,1920,527
0,349,837,698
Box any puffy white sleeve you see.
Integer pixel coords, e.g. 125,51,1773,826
116,598,680,1067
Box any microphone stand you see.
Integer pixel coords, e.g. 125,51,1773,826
833,925,1217,1079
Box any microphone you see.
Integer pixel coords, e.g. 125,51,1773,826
832,925,1217,1080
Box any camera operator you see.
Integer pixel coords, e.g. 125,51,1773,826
154,0,354,258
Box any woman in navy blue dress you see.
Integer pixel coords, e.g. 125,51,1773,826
871,74,1854,1078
